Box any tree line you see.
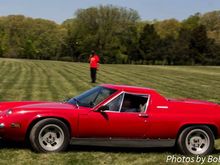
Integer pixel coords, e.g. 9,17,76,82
0,5,220,65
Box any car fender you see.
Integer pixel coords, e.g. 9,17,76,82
177,122,219,139
24,113,76,141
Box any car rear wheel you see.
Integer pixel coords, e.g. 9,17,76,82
177,125,214,156
29,118,70,152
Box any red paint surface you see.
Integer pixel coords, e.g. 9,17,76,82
0,84,219,142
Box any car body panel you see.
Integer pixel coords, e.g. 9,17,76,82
78,110,148,138
0,84,219,148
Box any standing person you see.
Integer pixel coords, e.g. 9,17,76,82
89,50,100,83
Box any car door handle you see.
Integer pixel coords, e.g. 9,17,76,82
138,113,149,118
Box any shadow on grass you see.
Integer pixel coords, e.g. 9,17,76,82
212,149,220,155
1,139,220,155
67,146,220,155
0,139,28,149
67,145,177,154
0,139,175,154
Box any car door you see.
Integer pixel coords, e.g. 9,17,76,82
77,109,110,137
106,93,149,138
78,92,149,138
77,93,123,138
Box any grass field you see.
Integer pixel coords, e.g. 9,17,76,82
0,58,220,165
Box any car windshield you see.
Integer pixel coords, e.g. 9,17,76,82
67,86,117,108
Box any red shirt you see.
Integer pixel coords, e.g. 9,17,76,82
89,55,99,68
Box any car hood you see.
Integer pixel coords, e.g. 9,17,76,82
0,101,44,112
0,101,77,112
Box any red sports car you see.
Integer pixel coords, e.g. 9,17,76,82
0,84,219,155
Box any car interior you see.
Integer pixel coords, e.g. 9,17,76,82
106,93,148,113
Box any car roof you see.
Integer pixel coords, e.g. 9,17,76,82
100,84,157,94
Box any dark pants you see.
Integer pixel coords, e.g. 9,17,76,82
90,68,97,83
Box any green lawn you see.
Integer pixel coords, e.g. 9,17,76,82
0,58,220,165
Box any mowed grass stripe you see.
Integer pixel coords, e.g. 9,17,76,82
64,64,97,86
99,65,182,89
131,69,217,99
99,65,189,97
0,61,23,101
0,58,219,165
0,61,14,98
0,59,219,102
6,61,33,100
0,60,7,69
57,62,97,91
31,61,52,100
55,65,91,95
100,65,144,84
99,64,220,102
29,61,66,101
160,65,220,75
107,66,188,98
40,62,81,100
140,66,220,100
0,62,14,85
103,65,220,101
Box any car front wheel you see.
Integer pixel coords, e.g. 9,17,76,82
177,125,215,156
29,118,70,152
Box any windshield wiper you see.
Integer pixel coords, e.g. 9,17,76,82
64,97,80,109
73,98,80,109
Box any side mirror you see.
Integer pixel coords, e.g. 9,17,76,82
95,105,109,112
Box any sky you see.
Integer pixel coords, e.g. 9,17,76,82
0,0,220,24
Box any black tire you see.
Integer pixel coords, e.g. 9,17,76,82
29,118,70,152
177,125,214,156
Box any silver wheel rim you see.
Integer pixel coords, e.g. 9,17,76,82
185,129,210,155
38,124,64,151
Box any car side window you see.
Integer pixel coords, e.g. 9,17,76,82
105,93,149,113
105,94,123,112
121,93,148,113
